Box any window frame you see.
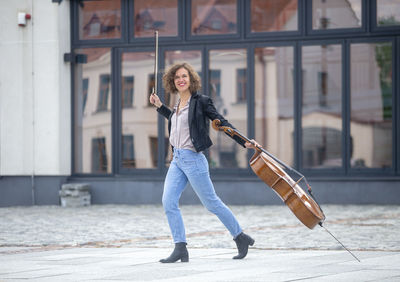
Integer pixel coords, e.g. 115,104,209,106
245,0,303,39
306,0,367,36
128,0,183,43
205,44,253,175
299,40,346,176
371,0,400,33
252,42,297,170
186,0,243,41
115,46,166,175
72,0,126,45
347,37,397,176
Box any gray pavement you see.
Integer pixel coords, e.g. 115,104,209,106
1,204,400,281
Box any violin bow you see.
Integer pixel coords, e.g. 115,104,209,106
153,30,159,95
212,119,361,262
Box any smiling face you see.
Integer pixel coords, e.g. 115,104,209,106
174,67,191,94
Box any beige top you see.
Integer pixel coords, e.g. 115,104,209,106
170,98,196,152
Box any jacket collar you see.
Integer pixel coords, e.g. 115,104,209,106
188,92,198,124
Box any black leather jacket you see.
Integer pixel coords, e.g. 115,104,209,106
157,92,246,152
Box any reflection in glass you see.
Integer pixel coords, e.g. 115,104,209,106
191,0,237,35
74,48,112,174
78,0,121,40
350,43,392,168
164,50,202,164
251,0,298,32
312,0,361,30
254,47,294,166
134,0,178,37
209,49,247,169
377,0,400,26
121,52,157,168
302,45,342,168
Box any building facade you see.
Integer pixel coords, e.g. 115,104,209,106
1,0,400,207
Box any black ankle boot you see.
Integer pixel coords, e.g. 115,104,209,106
160,242,189,263
233,232,255,259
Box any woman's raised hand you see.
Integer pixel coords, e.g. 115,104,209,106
245,139,261,150
150,93,162,108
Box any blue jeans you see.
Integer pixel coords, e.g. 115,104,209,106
162,148,242,243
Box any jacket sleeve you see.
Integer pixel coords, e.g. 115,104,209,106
203,96,246,148
156,104,172,119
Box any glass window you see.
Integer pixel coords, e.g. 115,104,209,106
74,48,112,174
250,0,298,32
301,44,342,169
164,50,203,164
191,0,237,35
312,0,362,30
134,0,178,37
377,0,400,26
254,46,294,166
209,49,247,169
350,42,393,169
78,0,121,40
121,51,158,168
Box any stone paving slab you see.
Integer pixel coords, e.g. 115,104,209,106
0,247,399,281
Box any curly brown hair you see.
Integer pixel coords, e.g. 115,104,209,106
162,62,201,94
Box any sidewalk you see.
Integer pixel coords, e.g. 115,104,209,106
1,205,400,281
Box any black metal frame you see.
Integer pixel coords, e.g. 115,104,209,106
69,0,400,179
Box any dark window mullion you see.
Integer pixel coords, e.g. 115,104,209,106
295,42,302,170
158,46,166,171
343,40,350,175
397,37,400,174
395,37,399,173
247,44,255,170
112,48,122,175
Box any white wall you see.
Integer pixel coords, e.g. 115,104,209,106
0,0,71,176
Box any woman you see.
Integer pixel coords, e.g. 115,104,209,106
150,62,257,263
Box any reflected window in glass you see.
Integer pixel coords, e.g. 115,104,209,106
122,76,134,108
254,47,294,166
250,0,298,32
78,0,121,40
97,74,110,112
209,49,247,169
134,0,178,37
377,0,400,26
350,42,393,169
191,0,237,35
74,48,112,174
92,137,108,173
312,0,361,30
122,135,135,168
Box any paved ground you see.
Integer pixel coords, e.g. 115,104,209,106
1,204,400,281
